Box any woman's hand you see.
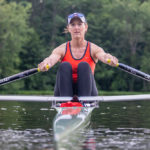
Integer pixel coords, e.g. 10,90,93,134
105,54,118,67
38,58,50,72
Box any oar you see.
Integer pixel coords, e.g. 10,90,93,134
0,65,49,86
107,59,150,82
0,60,149,86
118,63,150,82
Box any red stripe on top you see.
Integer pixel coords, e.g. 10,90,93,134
61,41,96,83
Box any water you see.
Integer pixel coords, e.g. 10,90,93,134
91,101,150,150
0,100,150,150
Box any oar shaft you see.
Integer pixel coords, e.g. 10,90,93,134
107,59,150,82
118,63,150,82
0,65,50,86
0,68,38,86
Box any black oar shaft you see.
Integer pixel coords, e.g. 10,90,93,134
0,65,49,86
0,68,38,86
118,63,150,82
0,62,149,86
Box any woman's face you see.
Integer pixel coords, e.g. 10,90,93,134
67,18,88,39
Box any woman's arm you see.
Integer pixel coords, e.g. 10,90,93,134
91,43,118,67
38,43,66,71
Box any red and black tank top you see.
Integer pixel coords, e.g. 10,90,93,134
61,41,96,83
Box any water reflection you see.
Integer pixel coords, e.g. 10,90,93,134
0,100,150,150
0,101,55,150
0,128,53,150
53,106,94,150
92,127,150,149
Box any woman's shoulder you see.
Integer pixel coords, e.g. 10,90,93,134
53,42,67,52
52,42,68,59
90,42,104,53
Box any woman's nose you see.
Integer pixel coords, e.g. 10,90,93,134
74,24,79,29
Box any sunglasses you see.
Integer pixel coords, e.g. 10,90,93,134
67,13,86,24
68,13,85,19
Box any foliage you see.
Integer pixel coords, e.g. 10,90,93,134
0,0,33,90
0,0,150,92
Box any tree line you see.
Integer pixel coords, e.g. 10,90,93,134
0,0,150,92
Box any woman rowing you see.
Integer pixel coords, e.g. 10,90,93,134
38,12,118,98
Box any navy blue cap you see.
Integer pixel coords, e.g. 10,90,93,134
67,12,86,24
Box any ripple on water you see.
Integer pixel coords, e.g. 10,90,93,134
0,128,53,150
91,127,150,150
0,108,7,111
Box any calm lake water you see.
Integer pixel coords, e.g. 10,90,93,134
0,98,150,150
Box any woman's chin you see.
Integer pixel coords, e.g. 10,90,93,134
73,36,81,39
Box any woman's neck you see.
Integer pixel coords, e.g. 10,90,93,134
70,39,87,48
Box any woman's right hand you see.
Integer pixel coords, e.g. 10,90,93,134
38,59,50,72
38,44,65,72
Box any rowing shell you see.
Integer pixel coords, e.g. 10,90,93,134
53,101,97,150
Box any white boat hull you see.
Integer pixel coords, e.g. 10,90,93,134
53,106,95,150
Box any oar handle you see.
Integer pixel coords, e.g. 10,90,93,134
107,59,150,82
37,64,50,72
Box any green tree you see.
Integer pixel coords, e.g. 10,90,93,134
0,0,33,90
1,0,150,92
87,0,150,91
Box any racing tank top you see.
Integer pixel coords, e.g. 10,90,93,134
61,41,96,83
